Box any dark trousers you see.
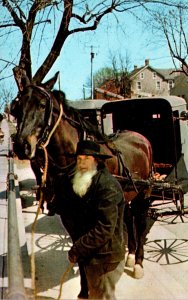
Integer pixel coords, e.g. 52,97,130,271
84,259,125,300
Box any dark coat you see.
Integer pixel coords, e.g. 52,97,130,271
55,166,125,265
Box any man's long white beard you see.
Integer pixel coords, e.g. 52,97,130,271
72,169,97,197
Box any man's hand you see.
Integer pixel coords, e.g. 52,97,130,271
68,248,78,263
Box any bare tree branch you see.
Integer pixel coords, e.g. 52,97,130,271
150,4,188,75
33,0,73,82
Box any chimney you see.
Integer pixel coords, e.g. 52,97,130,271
134,65,137,70
145,59,149,66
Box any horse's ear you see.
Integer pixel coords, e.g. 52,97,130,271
42,71,59,91
13,66,31,92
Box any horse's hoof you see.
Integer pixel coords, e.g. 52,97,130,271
126,253,135,268
134,264,144,279
77,291,88,299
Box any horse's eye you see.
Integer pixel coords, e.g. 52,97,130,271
39,100,46,110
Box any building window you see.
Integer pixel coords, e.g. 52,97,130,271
140,72,144,79
137,81,142,90
168,80,174,90
156,81,161,90
153,72,157,79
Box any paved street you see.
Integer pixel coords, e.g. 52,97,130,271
14,156,188,300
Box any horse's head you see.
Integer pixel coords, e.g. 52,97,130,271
12,72,61,159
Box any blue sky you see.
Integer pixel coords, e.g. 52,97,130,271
0,8,174,102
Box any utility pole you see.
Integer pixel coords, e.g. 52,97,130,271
90,46,95,99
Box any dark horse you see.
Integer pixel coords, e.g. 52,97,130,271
11,73,153,296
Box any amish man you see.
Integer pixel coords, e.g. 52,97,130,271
56,140,125,299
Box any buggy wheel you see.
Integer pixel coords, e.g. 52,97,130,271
144,239,188,265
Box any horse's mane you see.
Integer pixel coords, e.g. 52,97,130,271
52,90,109,143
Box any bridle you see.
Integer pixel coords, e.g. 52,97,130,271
29,85,55,148
26,85,84,149
24,85,91,175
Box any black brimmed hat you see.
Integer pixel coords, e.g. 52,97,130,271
74,140,112,159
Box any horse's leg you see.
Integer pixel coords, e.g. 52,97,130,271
30,158,44,212
124,203,136,267
44,173,57,216
131,192,150,279
77,262,88,299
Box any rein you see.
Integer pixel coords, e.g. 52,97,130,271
30,95,64,297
